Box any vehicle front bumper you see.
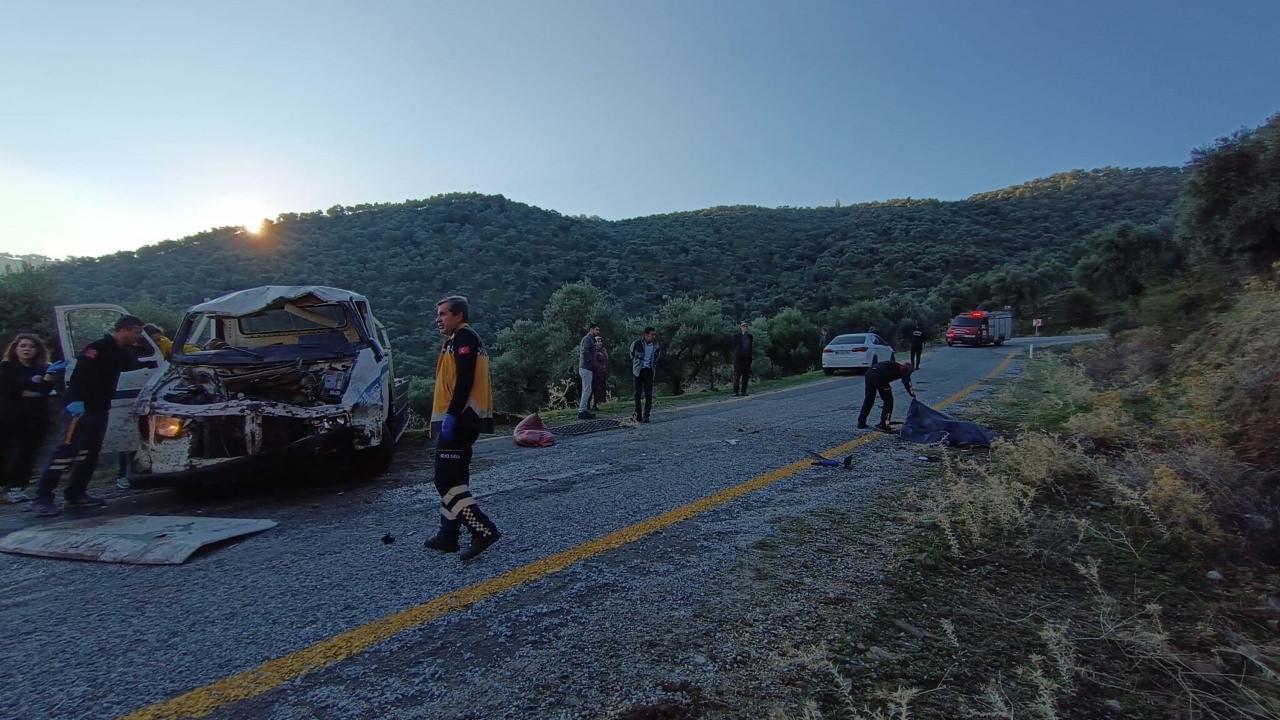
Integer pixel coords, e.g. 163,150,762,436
129,427,355,487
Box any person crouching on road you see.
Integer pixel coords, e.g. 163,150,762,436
424,295,501,561
32,315,145,517
630,327,661,423
577,323,601,420
0,334,58,504
858,360,917,432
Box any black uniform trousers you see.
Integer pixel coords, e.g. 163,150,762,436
433,426,498,539
0,411,49,490
634,368,654,419
732,358,752,395
910,347,923,367
35,410,109,503
858,371,895,427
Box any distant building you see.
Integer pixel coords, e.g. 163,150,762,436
0,254,52,274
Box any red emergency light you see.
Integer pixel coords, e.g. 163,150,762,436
969,311,985,318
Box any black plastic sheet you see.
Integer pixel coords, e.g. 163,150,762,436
900,399,997,447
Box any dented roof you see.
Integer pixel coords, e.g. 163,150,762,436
189,285,368,316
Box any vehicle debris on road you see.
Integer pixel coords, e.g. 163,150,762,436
0,515,277,564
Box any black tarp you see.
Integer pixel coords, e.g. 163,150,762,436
900,399,997,447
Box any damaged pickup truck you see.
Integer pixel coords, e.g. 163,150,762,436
55,286,410,487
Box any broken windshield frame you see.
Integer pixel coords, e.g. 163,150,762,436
171,303,367,365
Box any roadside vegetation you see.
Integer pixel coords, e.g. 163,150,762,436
2,166,1180,417
772,112,1280,719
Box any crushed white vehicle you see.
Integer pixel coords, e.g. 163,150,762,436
56,286,410,487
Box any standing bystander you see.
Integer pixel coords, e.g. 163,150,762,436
0,334,56,504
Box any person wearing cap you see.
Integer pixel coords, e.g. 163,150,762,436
731,321,755,397
31,315,146,516
857,360,916,432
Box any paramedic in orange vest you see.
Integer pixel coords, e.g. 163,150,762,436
423,295,501,561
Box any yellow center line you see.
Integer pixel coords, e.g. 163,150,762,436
121,351,1017,720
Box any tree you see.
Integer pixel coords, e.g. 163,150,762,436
766,308,820,375
1060,287,1102,328
0,268,59,355
539,282,627,401
652,296,732,394
1074,221,1182,304
491,320,550,413
1177,113,1280,270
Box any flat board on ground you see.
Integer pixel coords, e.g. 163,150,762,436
0,515,278,565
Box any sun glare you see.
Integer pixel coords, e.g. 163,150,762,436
242,218,265,235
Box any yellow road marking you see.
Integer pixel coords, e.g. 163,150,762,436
121,352,1018,720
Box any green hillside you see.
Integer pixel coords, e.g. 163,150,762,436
41,166,1183,378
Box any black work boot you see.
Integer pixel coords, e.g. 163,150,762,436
458,506,500,561
460,530,502,561
424,519,461,553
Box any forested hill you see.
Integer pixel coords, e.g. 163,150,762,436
46,166,1184,376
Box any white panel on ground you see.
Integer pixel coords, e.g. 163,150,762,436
0,515,278,565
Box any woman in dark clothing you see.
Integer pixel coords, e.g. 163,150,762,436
591,337,609,411
1,334,55,503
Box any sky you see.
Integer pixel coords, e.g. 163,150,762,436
1,0,1277,259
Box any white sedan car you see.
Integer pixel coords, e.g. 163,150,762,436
821,333,897,375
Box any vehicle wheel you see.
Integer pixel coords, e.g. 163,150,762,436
823,368,835,376
995,337,1004,346
946,341,954,347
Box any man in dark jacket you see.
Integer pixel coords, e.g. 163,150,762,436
32,315,144,516
857,361,916,432
629,327,661,423
731,321,754,397
577,324,600,419
910,327,925,368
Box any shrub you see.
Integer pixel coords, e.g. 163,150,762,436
1144,465,1224,554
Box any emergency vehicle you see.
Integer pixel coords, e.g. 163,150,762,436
945,309,1013,347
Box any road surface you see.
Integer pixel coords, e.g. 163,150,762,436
0,336,1095,720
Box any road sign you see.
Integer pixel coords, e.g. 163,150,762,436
1033,318,1043,327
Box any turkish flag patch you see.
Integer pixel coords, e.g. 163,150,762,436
83,347,99,359
457,345,472,356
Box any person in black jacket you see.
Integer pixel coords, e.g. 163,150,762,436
909,327,925,368
858,361,916,431
0,334,56,504
731,322,754,397
31,315,144,517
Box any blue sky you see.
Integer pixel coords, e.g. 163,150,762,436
2,0,1277,258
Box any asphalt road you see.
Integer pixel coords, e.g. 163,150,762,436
0,336,1097,720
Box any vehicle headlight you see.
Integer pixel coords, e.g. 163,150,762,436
153,416,186,439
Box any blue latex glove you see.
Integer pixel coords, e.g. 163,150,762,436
47,360,68,373
439,413,457,444
66,400,85,417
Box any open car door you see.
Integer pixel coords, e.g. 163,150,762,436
54,304,166,455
